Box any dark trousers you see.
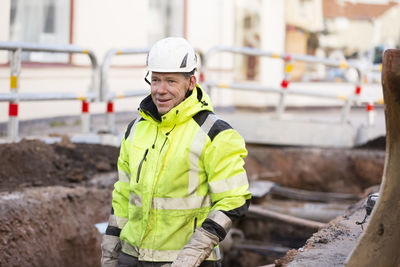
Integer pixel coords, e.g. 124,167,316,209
117,251,221,267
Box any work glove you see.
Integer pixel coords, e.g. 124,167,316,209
101,235,121,267
171,227,219,267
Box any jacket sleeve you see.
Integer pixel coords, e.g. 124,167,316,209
101,128,131,266
202,128,252,241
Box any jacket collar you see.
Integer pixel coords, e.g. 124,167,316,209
139,83,213,128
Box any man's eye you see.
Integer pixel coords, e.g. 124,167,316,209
168,80,176,83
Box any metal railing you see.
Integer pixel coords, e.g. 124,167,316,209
99,48,151,133
202,46,380,124
0,42,99,141
0,42,383,143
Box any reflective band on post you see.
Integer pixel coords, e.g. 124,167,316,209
10,76,18,89
200,73,205,83
355,86,361,95
82,101,89,113
280,79,289,89
9,103,18,116
107,101,114,113
367,103,374,112
285,64,293,73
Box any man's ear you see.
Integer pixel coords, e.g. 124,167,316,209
189,75,197,91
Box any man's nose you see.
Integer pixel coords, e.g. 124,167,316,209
156,81,168,94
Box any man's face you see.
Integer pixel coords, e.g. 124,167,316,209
150,72,194,115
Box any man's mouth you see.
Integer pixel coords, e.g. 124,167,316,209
157,99,170,103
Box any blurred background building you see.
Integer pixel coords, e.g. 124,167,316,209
0,0,399,120
1,0,399,79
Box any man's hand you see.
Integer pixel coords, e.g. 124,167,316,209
172,228,219,267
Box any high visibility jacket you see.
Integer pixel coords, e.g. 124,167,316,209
105,84,251,262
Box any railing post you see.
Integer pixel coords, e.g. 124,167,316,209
106,101,116,134
8,48,21,142
341,65,362,124
366,102,375,126
275,54,292,118
81,100,90,133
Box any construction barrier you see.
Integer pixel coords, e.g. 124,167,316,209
201,46,382,125
0,42,99,141
0,42,383,146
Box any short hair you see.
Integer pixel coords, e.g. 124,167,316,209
183,69,196,79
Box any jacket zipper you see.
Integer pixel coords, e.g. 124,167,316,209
160,137,168,153
136,148,149,183
194,217,197,232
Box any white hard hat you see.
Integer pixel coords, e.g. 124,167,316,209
146,37,197,73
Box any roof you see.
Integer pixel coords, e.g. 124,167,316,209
323,0,398,19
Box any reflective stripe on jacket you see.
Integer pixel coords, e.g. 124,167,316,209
111,84,251,262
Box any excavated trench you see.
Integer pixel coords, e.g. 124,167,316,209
0,138,385,267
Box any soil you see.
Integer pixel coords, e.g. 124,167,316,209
0,185,113,267
0,139,119,193
0,139,119,267
244,145,385,194
0,138,386,267
278,199,370,267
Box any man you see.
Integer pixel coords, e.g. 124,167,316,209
101,37,251,267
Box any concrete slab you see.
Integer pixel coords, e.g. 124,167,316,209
220,113,355,147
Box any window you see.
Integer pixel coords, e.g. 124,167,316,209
9,0,71,62
148,0,184,45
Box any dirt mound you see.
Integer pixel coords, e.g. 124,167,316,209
0,140,384,195
0,185,112,267
355,136,386,150
0,139,119,192
281,200,368,267
0,139,119,267
245,145,385,194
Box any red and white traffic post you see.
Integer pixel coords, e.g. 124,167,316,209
106,100,116,133
8,48,21,142
276,53,292,118
81,100,90,133
366,102,375,127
